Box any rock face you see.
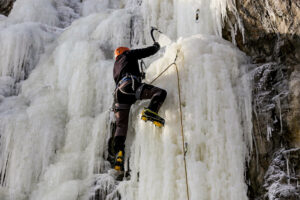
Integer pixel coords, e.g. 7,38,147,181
288,66,300,146
263,148,300,200
224,0,300,63
0,0,15,16
223,0,300,199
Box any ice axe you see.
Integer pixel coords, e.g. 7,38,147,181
139,27,162,78
151,27,172,48
150,26,162,42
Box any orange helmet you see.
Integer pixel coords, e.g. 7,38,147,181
114,47,130,59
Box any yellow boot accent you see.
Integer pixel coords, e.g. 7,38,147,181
144,108,157,115
141,109,148,122
153,121,163,127
117,151,123,157
114,151,123,171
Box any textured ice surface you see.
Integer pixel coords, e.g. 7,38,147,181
0,0,252,200
264,148,300,200
115,34,251,200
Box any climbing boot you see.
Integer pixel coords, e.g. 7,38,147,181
141,108,165,127
114,151,124,171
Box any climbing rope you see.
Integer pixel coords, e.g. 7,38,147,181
148,50,190,200
149,52,179,84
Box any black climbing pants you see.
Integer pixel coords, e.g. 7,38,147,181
113,82,167,153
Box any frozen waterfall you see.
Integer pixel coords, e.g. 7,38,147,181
0,0,252,200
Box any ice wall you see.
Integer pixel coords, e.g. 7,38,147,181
0,0,252,200
117,35,252,200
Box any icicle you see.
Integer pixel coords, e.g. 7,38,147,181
267,125,273,141
285,154,291,185
273,96,283,134
0,0,252,200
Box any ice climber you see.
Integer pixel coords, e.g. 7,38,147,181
112,42,167,171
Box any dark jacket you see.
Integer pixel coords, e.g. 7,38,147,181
113,44,160,84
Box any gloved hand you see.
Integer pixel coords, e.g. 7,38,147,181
153,42,160,50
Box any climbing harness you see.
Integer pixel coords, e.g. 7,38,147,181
112,74,140,111
117,74,139,93
148,50,190,200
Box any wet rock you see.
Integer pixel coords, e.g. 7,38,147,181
222,1,300,199
247,62,292,199
223,0,300,64
288,65,300,146
246,63,299,200
263,148,300,200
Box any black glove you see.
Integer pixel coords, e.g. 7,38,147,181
153,42,160,50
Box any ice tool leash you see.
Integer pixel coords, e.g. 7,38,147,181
148,49,190,200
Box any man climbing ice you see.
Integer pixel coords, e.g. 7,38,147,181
112,42,167,171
